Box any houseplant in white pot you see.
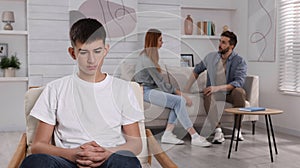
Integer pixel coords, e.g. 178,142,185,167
0,54,21,77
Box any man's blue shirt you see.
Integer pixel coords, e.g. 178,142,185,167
193,51,247,88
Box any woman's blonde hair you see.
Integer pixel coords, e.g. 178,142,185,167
141,28,162,72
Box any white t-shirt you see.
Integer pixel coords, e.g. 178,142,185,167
30,74,144,148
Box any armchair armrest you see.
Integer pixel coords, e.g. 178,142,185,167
145,129,178,168
7,133,27,168
243,75,259,107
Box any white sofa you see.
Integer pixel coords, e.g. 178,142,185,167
120,63,259,132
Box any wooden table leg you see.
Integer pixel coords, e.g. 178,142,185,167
265,115,274,162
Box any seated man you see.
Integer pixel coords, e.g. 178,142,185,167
184,31,247,144
20,18,144,168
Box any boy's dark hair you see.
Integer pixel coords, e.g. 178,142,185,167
221,31,237,48
70,18,106,47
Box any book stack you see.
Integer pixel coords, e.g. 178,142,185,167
197,21,215,36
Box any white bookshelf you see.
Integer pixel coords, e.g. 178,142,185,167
181,35,220,40
0,77,28,82
0,30,28,35
180,0,237,64
0,0,28,131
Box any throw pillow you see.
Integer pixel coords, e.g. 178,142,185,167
120,62,136,81
165,65,206,93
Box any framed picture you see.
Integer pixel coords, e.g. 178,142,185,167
180,54,194,67
0,43,8,57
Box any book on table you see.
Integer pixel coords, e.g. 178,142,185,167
238,107,266,112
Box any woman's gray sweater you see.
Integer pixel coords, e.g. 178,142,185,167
134,54,175,94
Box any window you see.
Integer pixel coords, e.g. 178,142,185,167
278,0,300,95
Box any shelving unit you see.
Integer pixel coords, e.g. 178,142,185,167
180,0,237,65
0,0,28,131
0,0,28,78
181,35,220,40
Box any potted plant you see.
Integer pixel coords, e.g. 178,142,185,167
0,54,21,77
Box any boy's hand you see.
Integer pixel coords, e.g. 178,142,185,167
76,141,112,168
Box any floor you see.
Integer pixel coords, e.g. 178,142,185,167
0,131,24,168
1,125,300,168
151,125,300,168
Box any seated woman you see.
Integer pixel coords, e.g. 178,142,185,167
134,28,211,147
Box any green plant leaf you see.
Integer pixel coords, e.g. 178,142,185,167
0,55,21,69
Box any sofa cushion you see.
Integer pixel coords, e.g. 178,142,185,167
120,63,172,85
165,65,207,93
120,62,136,81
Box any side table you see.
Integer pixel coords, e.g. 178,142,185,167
225,108,283,162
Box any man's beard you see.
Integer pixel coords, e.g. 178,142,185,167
218,46,230,55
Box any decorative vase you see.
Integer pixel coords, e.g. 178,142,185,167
222,25,229,32
184,15,193,35
4,67,16,77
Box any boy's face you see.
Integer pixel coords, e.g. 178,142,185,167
68,39,109,80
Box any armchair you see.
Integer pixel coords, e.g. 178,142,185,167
8,82,177,168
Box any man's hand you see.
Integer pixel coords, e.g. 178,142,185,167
203,86,220,96
203,84,234,96
76,141,112,168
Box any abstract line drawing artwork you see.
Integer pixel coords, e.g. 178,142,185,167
69,0,137,41
248,0,276,62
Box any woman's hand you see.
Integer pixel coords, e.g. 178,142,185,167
182,94,193,107
175,89,193,106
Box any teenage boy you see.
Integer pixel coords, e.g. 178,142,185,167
20,18,144,168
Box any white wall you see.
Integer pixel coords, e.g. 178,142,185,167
28,0,181,86
238,0,300,136
0,80,27,131
28,0,71,86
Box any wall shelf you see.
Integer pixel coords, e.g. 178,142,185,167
181,35,220,40
0,30,28,35
181,6,236,11
0,77,28,82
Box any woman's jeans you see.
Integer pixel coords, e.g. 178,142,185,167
143,87,193,129
20,150,141,168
